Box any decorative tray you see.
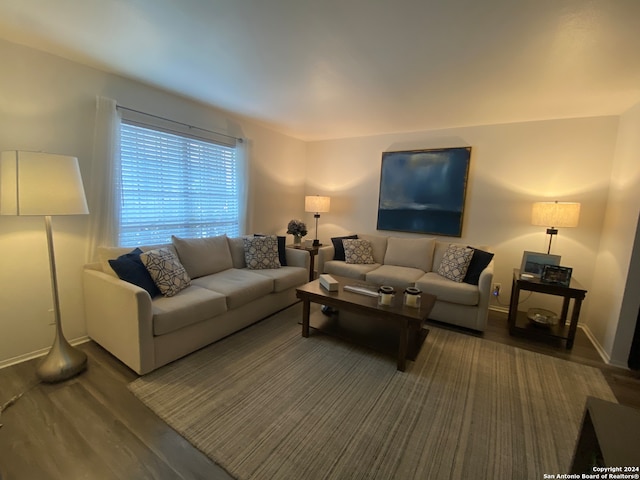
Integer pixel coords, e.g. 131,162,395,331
527,308,559,327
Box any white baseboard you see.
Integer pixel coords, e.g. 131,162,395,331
0,336,90,371
489,305,509,314
577,324,628,368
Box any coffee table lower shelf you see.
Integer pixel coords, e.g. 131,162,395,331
305,307,430,369
509,310,571,344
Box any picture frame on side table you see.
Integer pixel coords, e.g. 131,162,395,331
541,265,573,287
520,251,561,278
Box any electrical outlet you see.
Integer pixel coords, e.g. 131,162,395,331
492,283,501,297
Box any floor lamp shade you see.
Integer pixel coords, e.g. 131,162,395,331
305,195,330,246
0,151,89,215
1,151,89,382
531,201,580,254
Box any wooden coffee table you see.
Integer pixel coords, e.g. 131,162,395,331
296,276,436,371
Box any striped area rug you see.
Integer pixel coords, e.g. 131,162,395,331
129,305,616,480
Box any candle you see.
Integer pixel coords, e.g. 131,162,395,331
380,293,393,305
404,287,421,308
405,294,418,307
378,286,395,306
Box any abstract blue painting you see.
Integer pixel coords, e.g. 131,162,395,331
377,147,471,237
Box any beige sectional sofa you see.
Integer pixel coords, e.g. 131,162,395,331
317,233,494,331
83,234,309,375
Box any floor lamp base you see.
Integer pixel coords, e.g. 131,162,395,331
36,334,87,383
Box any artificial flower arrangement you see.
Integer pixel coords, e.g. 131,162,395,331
287,219,308,238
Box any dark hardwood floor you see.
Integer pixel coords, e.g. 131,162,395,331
0,337,232,480
1,307,638,479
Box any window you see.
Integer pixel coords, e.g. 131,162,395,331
119,121,241,246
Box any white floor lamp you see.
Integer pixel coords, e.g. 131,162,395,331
1,151,90,382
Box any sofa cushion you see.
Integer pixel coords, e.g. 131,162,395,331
416,272,480,306
252,266,308,292
359,234,388,264
331,234,358,261
227,236,248,268
172,234,233,279
343,239,375,264
191,269,274,309
152,285,228,336
323,260,381,280
365,265,426,290
108,248,160,297
463,247,494,285
141,248,192,297
244,235,281,269
384,237,435,272
437,244,474,282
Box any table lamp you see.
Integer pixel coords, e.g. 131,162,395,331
531,201,580,254
1,151,89,382
305,195,330,246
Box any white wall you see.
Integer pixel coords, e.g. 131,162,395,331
586,102,640,367
1,36,637,368
0,39,305,366
306,117,619,323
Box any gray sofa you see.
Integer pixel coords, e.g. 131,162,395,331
83,234,309,375
317,233,494,331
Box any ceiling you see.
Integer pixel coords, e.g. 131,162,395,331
1,0,639,141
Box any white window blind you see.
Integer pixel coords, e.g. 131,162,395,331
119,121,240,246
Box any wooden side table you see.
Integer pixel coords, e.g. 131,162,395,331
508,268,587,349
287,244,319,282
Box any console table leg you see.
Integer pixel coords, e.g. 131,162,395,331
302,300,310,338
566,298,583,350
560,297,571,326
398,320,408,372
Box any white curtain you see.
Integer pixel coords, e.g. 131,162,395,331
236,139,250,235
87,96,121,260
87,96,248,255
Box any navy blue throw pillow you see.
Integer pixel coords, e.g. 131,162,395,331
463,247,494,285
254,234,287,266
109,248,161,297
331,235,358,261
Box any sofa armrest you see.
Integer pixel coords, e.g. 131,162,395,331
316,245,335,274
285,247,310,271
83,266,155,375
475,259,494,328
477,260,494,297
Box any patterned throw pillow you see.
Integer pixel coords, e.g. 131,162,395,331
254,234,287,266
140,248,191,297
343,239,375,264
437,244,474,282
243,235,281,269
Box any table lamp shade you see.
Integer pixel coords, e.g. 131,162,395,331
1,151,89,216
305,195,330,213
531,201,580,228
